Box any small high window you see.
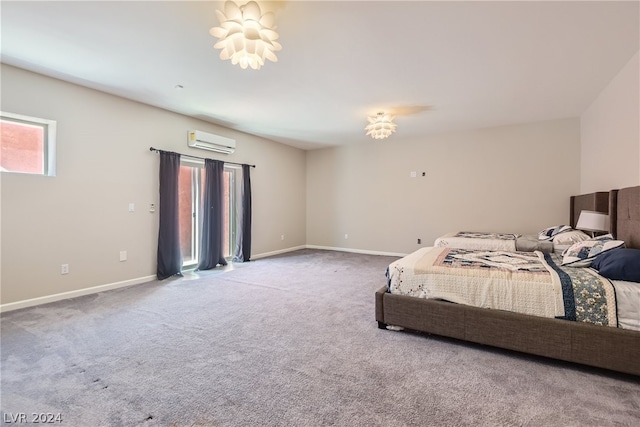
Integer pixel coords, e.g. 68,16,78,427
1,112,56,176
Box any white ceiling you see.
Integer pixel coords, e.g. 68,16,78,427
1,0,638,150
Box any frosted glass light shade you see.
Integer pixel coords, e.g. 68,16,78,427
365,112,397,140
210,1,281,70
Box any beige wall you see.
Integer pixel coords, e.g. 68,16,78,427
5,47,634,307
580,51,640,192
307,119,581,255
1,64,306,306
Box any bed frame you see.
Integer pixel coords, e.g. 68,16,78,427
569,191,609,229
376,186,640,376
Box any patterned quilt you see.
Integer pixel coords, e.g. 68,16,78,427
454,231,518,240
387,247,617,327
434,231,519,252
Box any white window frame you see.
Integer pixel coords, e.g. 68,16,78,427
180,158,205,269
1,111,57,176
225,165,239,260
180,159,238,268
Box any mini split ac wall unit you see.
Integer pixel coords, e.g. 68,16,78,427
188,130,236,154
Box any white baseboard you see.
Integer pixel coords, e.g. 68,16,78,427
1,246,403,312
251,245,307,260
305,245,407,257
0,275,156,313
253,245,407,259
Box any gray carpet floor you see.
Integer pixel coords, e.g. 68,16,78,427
1,249,639,426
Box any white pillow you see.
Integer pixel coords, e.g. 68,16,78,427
538,225,572,241
561,234,625,267
551,229,591,245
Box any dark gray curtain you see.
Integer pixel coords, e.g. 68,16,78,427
233,164,252,262
198,159,228,270
157,151,182,280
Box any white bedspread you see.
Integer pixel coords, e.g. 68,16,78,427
612,280,640,331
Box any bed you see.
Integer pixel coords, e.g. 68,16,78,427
433,231,554,253
375,186,640,376
433,192,607,253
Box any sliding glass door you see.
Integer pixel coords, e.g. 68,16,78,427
178,160,236,268
222,167,237,259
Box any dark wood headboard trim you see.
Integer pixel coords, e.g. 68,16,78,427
612,186,640,249
569,192,609,229
609,189,618,238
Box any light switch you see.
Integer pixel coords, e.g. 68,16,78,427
410,171,417,178
128,203,135,212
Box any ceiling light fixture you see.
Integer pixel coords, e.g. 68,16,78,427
209,1,281,70
365,112,397,140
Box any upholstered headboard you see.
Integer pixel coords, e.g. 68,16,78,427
610,186,640,249
569,192,609,229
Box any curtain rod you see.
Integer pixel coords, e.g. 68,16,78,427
149,147,255,168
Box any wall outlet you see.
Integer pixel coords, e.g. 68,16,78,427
149,203,156,213
281,234,285,241
61,264,69,275
119,251,127,262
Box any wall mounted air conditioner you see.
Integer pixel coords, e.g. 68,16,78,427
187,130,236,154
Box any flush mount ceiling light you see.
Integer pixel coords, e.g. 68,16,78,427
209,1,281,70
365,112,397,140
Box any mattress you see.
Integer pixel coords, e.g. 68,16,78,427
386,247,634,330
